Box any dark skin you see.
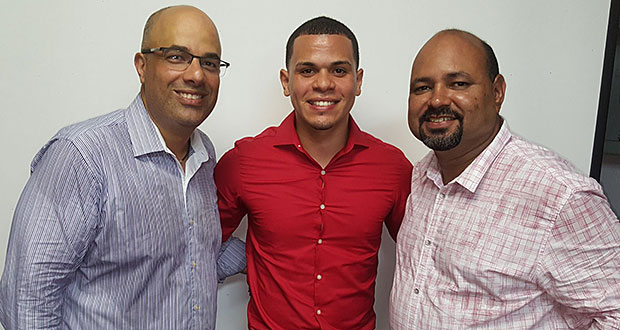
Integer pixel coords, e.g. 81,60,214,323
280,34,363,168
408,31,506,183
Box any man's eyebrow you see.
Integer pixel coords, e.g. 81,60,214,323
200,53,221,60
411,72,474,85
167,44,190,52
294,60,353,68
167,45,221,59
446,71,473,80
411,77,433,85
295,62,317,68
331,60,353,67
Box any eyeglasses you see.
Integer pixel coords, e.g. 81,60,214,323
141,47,230,77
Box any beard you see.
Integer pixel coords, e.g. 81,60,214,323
418,106,463,151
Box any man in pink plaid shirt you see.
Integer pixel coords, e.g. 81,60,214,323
390,29,620,329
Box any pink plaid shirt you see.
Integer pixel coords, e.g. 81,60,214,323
390,123,620,329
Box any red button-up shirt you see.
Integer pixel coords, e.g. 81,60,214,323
215,112,412,330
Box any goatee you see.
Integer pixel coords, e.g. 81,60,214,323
418,106,463,151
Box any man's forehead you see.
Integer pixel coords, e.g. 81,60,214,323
291,34,354,59
412,33,486,76
147,7,221,53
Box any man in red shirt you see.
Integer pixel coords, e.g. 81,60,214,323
215,16,412,329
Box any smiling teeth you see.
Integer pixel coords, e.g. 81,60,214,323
179,92,202,100
312,101,335,107
428,117,453,123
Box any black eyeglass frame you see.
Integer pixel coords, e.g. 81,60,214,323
141,47,230,75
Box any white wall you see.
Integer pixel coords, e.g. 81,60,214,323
0,1,611,329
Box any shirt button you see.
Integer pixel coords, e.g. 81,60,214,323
194,304,199,311
316,309,322,315
320,204,325,210
425,240,431,246
189,219,194,225
297,144,301,148
316,274,322,280
192,261,197,268
320,170,326,175
317,238,323,245
439,193,446,199
414,288,420,294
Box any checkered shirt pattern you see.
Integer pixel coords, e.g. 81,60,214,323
390,123,620,329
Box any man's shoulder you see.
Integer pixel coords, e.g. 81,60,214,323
55,108,128,143
501,136,597,191
31,109,129,171
232,125,280,150
356,129,411,163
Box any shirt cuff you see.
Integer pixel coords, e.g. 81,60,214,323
217,237,246,282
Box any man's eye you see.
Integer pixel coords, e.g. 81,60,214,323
452,81,469,88
201,60,218,69
412,86,430,94
166,54,187,63
300,68,314,75
333,68,347,75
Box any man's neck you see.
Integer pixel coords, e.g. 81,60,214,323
162,130,191,160
296,120,349,169
151,122,192,171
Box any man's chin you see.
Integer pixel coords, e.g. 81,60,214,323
310,121,335,131
420,131,462,151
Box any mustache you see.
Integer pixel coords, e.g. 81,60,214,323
419,106,463,125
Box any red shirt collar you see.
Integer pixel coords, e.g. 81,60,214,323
273,111,370,153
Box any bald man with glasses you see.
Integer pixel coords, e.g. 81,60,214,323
0,6,245,329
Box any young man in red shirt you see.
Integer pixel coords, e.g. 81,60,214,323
215,16,412,330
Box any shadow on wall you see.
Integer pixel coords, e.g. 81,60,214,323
601,153,620,217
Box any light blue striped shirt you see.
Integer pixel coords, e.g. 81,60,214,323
0,95,245,329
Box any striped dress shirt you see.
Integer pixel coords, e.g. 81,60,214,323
0,95,245,329
390,122,620,329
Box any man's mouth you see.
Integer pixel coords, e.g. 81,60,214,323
420,106,462,125
309,100,337,107
427,116,455,123
177,91,204,100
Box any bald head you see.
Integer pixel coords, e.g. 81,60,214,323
141,6,221,54
416,29,499,82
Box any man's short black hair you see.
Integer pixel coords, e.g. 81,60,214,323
285,16,359,69
480,39,499,82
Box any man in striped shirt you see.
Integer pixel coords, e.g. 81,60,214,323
390,29,620,329
0,6,244,329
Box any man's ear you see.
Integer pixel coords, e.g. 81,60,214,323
134,53,147,84
280,69,291,96
355,68,364,96
492,74,506,113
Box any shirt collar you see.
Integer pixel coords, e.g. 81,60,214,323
272,111,370,151
423,119,512,192
126,94,209,163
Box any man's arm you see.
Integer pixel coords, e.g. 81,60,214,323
216,237,246,281
0,139,101,329
537,188,620,329
214,147,248,242
214,147,248,282
384,155,413,241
